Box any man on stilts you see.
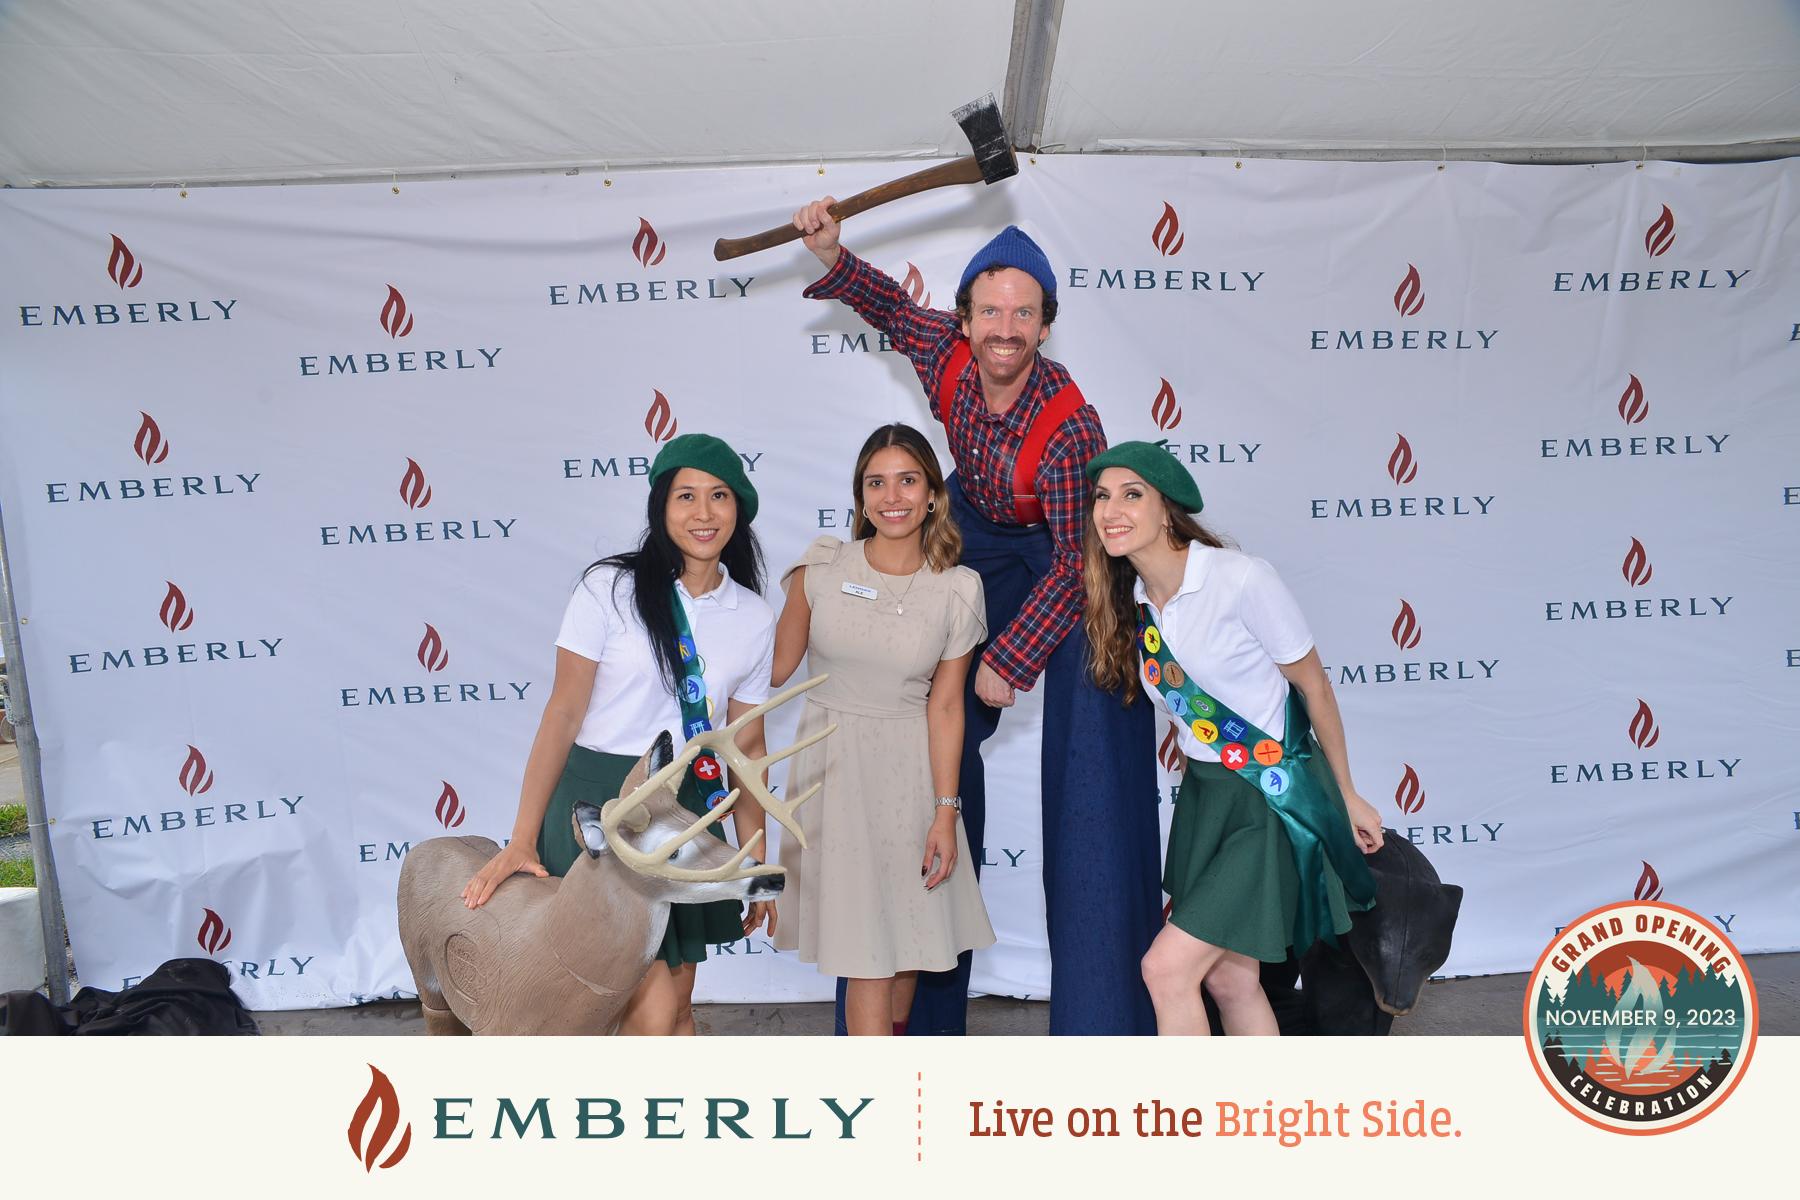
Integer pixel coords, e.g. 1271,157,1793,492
793,198,1161,1035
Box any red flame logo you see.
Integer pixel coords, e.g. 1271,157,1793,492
1157,722,1186,774
633,217,668,268
1150,378,1182,431
1394,764,1424,815
1151,202,1186,257
399,458,433,510
1617,374,1648,425
1390,600,1421,651
1621,537,1653,587
348,1064,413,1172
1628,699,1660,749
159,581,195,632
900,262,932,309
133,412,170,465
417,623,449,672
179,744,216,796
1393,264,1423,317
645,389,678,443
379,285,415,339
107,234,144,289
435,781,466,829
1386,433,1418,485
1644,205,1676,258
196,907,232,955
1634,860,1664,902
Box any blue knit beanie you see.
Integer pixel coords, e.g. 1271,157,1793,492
957,225,1056,302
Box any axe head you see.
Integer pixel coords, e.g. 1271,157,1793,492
951,93,1017,185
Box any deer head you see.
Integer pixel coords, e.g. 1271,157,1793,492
588,675,837,895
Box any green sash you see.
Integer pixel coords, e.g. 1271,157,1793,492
1138,604,1375,951
670,584,732,811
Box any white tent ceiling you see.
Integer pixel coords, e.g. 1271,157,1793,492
2,0,1797,187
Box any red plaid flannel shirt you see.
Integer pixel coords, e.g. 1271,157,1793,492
805,248,1108,691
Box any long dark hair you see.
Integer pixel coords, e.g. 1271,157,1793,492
584,471,766,698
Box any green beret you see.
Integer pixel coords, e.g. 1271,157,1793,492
649,433,759,523
1084,440,1204,513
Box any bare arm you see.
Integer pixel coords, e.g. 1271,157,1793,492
771,566,811,688
726,699,777,934
922,649,974,888
462,647,597,907
1277,649,1384,853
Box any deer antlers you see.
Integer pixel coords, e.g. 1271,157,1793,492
599,675,836,881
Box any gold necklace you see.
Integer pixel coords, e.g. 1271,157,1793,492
870,565,921,615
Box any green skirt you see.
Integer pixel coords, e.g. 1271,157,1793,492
537,743,744,969
1164,739,1367,963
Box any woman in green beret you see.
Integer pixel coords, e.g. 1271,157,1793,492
1083,441,1383,1036
461,433,778,1035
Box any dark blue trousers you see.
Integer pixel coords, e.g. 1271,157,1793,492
835,476,1161,1035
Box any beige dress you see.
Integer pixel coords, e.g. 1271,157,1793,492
774,536,997,976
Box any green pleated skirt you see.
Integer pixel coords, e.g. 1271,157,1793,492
1164,741,1365,963
536,743,743,968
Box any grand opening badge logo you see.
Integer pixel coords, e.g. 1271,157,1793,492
1524,901,1757,1134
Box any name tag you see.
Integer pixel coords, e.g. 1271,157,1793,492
841,582,878,600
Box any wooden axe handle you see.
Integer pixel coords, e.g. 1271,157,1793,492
713,156,986,261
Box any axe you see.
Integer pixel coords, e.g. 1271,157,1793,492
712,93,1016,261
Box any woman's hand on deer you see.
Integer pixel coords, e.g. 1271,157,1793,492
461,842,549,909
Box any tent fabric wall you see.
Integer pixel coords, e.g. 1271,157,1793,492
3,2,1798,187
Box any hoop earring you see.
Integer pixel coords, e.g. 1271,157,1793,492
927,500,936,513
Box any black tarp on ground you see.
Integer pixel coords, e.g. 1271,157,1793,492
0,957,259,1035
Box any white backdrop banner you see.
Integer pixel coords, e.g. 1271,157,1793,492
2,156,1796,1010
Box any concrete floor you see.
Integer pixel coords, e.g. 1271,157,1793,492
254,952,1800,1036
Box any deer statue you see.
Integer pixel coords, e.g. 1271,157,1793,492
396,676,834,1035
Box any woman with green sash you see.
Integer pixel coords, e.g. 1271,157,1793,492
1084,441,1384,1036
460,433,778,1035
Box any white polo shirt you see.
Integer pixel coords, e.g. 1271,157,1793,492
1135,545,1314,762
555,563,775,757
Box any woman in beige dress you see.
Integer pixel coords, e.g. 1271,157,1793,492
772,423,995,1035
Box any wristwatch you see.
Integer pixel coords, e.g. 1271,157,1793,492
935,795,962,813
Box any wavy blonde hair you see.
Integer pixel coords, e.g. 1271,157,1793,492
1084,487,1227,702
851,423,962,572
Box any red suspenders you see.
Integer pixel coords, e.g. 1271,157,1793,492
934,339,1089,527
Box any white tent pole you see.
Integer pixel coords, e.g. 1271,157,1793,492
0,507,72,1006
1004,0,1065,152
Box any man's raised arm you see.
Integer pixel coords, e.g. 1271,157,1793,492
794,196,960,403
